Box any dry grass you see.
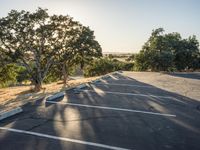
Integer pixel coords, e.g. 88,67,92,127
0,77,98,112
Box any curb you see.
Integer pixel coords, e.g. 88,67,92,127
46,92,65,101
0,107,23,121
73,84,88,94
76,84,88,89
49,71,122,98
91,79,101,83
101,75,110,80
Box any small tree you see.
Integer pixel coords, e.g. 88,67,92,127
73,26,102,70
49,14,81,84
49,17,102,84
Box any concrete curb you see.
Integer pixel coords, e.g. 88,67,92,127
47,83,88,101
76,84,88,89
0,107,23,121
101,75,110,80
91,79,101,83
46,92,65,101
73,83,88,94
50,71,122,95
1,79,101,121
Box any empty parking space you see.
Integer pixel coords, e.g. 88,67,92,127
0,72,200,150
88,82,176,97
63,89,187,115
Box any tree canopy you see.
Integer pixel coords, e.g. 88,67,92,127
0,8,102,90
135,28,200,71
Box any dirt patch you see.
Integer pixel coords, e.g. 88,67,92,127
0,77,98,113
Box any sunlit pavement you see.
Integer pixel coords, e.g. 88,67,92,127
0,72,200,150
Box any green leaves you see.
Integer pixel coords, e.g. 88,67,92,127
71,26,102,69
0,8,102,90
135,28,200,71
0,64,26,87
84,58,133,77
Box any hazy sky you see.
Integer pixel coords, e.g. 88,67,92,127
0,0,200,53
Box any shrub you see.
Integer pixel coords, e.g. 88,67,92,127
84,58,134,77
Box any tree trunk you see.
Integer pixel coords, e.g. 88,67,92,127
34,82,42,92
62,63,68,85
80,61,84,70
34,79,42,92
34,83,42,92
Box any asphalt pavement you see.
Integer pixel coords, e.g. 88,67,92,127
0,72,200,150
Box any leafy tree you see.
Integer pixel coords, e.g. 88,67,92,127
0,8,102,90
0,8,60,91
72,26,102,69
135,28,200,71
50,17,102,84
48,14,81,84
158,51,174,71
174,35,200,70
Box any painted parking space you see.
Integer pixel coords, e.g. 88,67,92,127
0,72,200,150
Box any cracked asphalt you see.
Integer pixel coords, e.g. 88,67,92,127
0,72,200,150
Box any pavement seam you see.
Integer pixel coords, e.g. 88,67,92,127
29,115,128,123
26,119,50,131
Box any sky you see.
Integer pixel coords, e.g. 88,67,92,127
0,0,200,53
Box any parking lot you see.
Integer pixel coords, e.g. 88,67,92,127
0,72,200,150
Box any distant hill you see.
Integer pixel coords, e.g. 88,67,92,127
102,52,134,62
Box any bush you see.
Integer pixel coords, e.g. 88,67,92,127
83,58,134,77
0,64,21,87
122,62,134,71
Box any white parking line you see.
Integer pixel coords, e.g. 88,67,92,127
92,83,153,88
81,89,174,99
82,89,186,104
46,101,176,117
0,127,129,150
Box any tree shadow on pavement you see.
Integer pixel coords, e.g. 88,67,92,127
0,73,200,150
167,72,200,80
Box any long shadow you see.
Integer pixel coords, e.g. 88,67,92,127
0,97,64,150
0,72,200,150
0,93,104,149
63,73,200,149
0,96,88,149
0,90,53,113
167,72,200,80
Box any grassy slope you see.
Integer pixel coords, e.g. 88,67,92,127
0,77,97,112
